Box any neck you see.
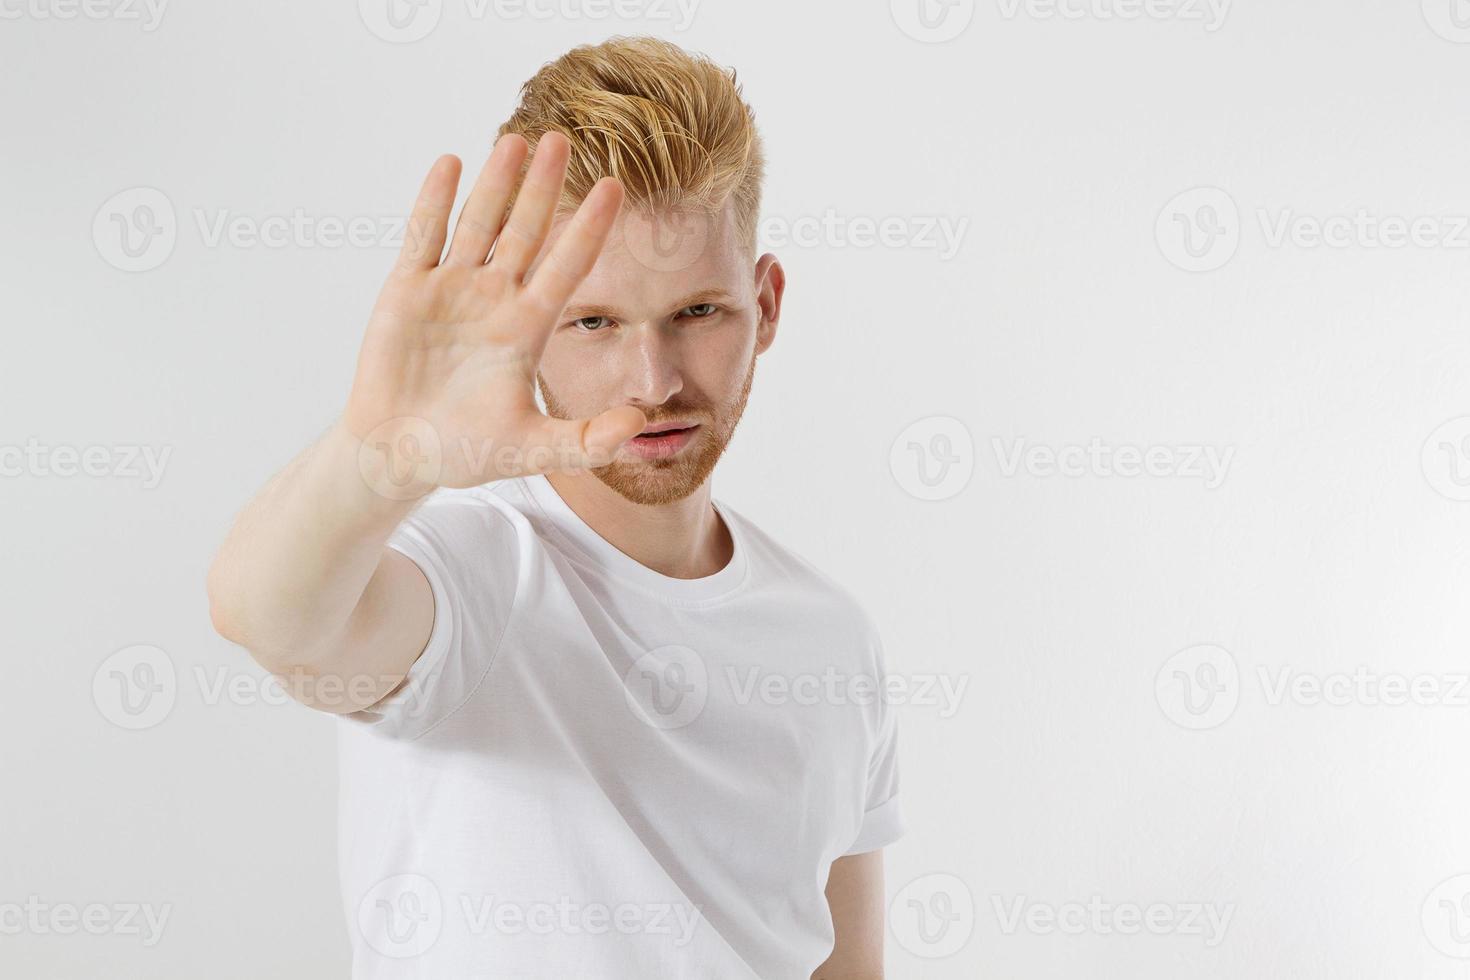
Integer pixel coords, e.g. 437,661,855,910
543,470,734,580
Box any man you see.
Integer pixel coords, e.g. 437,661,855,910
206,36,902,979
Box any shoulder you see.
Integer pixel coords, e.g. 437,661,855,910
399,481,538,537
388,482,537,574
720,502,884,649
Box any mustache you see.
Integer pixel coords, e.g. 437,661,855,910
637,405,713,425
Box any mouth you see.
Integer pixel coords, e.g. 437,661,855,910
625,422,701,460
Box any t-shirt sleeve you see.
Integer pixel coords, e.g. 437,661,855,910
843,627,905,856
336,489,521,740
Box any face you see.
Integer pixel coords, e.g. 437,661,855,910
533,202,784,505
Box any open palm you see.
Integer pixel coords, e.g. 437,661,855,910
344,132,645,494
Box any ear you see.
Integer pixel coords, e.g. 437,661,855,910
753,253,785,356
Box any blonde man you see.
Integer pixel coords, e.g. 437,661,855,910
207,36,902,979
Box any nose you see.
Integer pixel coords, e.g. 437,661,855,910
620,323,684,409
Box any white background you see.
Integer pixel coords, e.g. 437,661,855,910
4,0,1470,976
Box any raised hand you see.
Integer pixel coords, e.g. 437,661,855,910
343,132,645,497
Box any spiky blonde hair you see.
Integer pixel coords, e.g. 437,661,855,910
497,36,765,253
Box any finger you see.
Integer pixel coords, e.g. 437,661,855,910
488,131,571,280
444,134,528,267
518,406,647,474
396,154,462,271
525,177,625,313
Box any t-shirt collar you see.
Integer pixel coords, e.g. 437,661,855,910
514,473,750,603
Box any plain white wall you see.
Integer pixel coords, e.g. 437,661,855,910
5,0,1470,976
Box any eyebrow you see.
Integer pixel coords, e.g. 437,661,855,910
563,288,737,320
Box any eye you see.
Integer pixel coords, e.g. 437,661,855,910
573,316,611,332
679,303,718,319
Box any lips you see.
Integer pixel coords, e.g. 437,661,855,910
638,420,697,436
625,423,700,459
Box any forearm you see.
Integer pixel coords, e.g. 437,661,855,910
205,417,423,669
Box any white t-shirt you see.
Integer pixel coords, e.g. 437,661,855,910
335,474,903,979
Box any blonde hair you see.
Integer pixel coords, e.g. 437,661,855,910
498,36,765,252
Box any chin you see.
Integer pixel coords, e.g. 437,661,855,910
594,436,724,505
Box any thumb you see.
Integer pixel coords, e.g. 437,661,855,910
525,406,646,474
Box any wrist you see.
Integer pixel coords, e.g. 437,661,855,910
326,415,440,511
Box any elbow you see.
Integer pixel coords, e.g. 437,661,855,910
205,562,242,646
